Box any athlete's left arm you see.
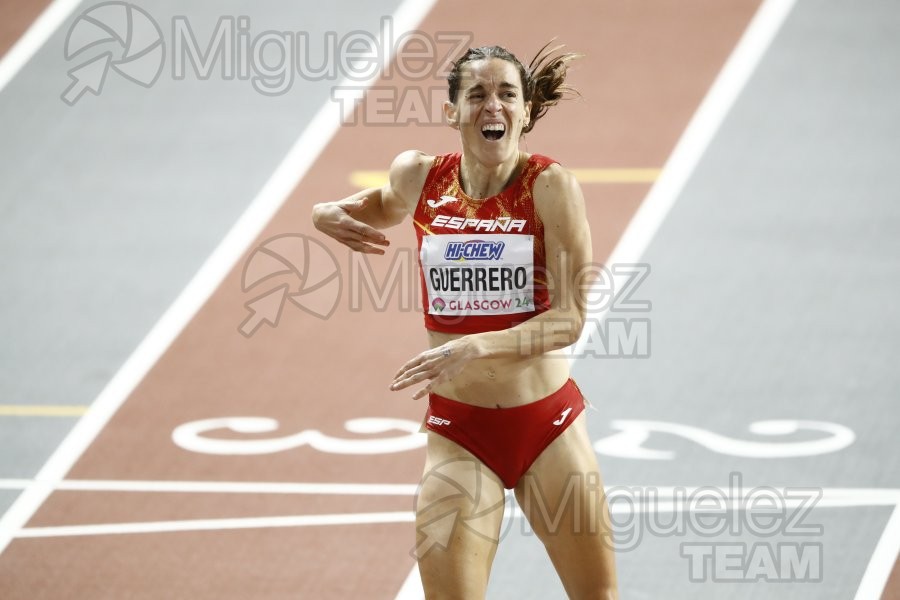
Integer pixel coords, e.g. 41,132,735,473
467,164,593,357
390,165,593,398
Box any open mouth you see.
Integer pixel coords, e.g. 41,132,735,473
481,123,506,141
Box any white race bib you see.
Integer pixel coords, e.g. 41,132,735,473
420,234,535,316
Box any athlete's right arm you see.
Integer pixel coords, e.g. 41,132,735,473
311,150,431,255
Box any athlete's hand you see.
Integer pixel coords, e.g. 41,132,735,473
312,197,390,255
390,339,476,400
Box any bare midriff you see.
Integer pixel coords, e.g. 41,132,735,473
426,329,571,408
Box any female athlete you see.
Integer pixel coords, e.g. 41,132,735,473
313,44,618,599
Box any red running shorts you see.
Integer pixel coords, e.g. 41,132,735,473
424,378,587,489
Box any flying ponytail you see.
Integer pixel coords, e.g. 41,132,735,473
524,41,581,133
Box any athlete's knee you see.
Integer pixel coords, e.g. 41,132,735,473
566,583,618,600
594,586,618,600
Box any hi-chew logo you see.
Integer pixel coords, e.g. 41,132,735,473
444,240,505,261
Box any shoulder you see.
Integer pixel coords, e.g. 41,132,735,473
386,150,435,212
531,164,590,256
533,162,584,218
389,150,435,188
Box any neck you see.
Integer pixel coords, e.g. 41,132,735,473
459,151,524,199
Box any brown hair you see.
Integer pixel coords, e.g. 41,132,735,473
447,41,581,133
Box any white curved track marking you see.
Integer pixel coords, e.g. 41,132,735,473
594,420,855,459
171,417,426,455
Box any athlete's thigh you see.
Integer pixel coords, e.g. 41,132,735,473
415,431,507,599
514,414,618,598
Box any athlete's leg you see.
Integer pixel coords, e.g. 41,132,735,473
514,413,618,599
415,430,507,600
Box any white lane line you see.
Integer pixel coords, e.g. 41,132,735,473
603,487,900,507
854,503,900,600
394,563,425,600
0,0,83,93
0,0,437,557
2,479,898,504
0,480,33,491
13,487,900,539
17,511,417,538
0,479,418,495
567,0,798,363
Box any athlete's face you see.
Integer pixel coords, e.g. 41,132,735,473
445,58,532,166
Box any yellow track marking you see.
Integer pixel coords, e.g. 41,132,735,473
570,168,661,183
350,168,660,190
351,171,391,189
0,405,89,417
